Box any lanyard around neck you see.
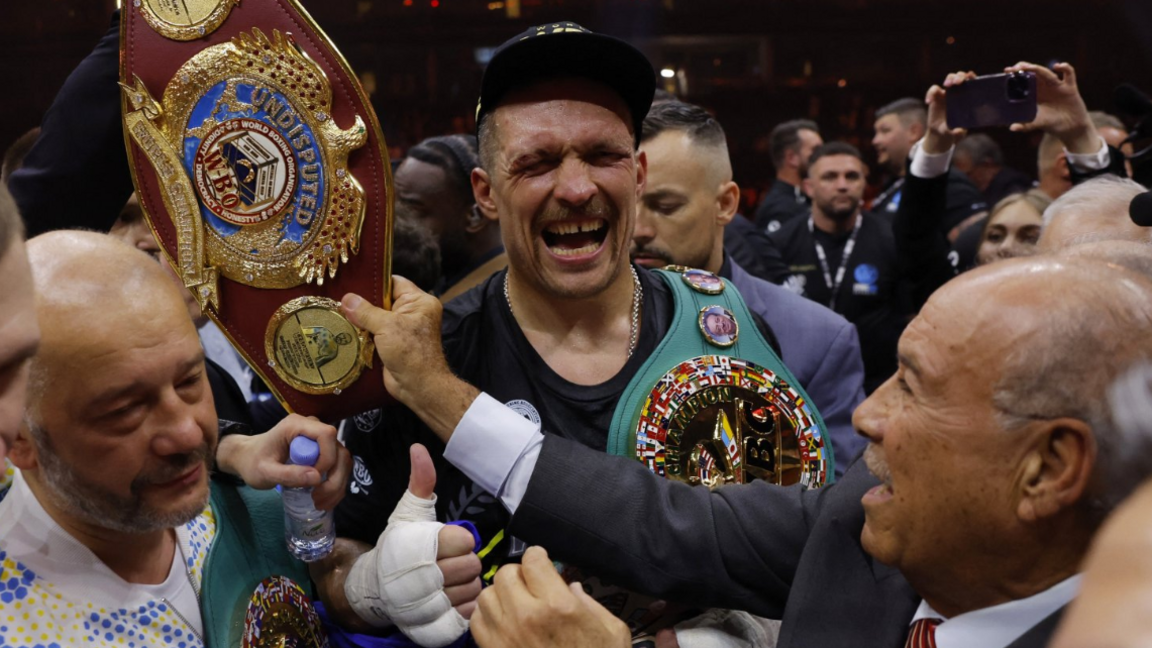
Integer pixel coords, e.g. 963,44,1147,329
808,213,863,310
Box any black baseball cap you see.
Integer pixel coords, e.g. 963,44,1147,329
475,21,656,147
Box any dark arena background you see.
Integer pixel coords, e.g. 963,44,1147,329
4,0,1151,208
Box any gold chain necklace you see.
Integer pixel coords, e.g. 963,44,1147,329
504,265,643,357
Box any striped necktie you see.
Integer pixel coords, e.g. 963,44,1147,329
905,617,941,648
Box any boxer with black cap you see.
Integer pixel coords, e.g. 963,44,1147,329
333,17,844,648
475,21,655,150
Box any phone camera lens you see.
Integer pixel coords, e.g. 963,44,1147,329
1007,74,1030,101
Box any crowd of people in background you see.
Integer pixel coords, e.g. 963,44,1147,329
3,9,1152,648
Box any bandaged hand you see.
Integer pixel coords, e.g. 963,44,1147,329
343,444,483,647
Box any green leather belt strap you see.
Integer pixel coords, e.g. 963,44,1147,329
607,268,834,479
201,480,318,647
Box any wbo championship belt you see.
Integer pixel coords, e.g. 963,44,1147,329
119,0,392,420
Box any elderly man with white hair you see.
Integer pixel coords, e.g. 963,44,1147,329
1038,175,1151,251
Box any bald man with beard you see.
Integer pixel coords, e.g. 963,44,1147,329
0,231,351,647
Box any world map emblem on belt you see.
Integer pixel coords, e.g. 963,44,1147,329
635,355,828,488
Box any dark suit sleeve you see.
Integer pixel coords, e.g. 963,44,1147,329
942,170,989,233
805,321,866,468
892,169,957,311
508,434,827,618
1069,144,1129,185
8,12,133,235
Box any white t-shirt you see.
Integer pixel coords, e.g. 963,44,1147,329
0,469,216,648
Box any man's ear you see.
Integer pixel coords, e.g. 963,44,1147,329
635,149,648,199
1017,419,1096,523
784,148,801,171
802,177,815,200
1055,153,1071,182
716,181,740,227
9,423,40,471
471,168,499,221
909,121,926,142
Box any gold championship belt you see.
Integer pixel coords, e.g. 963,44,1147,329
120,0,392,420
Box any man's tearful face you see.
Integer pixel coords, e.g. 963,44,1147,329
484,78,644,300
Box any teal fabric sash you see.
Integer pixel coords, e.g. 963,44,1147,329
202,480,325,647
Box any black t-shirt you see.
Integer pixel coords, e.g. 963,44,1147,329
443,268,673,451
335,265,782,577
811,227,852,275
334,267,675,570
753,179,811,234
767,214,907,393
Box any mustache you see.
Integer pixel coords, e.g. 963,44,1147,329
862,444,891,486
537,195,616,228
131,442,212,492
630,242,674,263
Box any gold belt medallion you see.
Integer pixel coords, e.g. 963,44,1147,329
265,297,374,395
137,0,240,41
123,27,368,298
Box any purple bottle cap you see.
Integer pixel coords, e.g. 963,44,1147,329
289,436,320,467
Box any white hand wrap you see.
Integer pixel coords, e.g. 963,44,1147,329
343,490,469,647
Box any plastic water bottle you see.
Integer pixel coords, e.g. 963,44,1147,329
282,436,336,562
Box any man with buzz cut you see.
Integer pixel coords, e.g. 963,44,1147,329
632,100,866,472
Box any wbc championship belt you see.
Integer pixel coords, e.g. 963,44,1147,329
609,267,833,489
596,267,833,639
119,0,391,420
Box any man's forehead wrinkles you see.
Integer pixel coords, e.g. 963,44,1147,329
505,126,630,153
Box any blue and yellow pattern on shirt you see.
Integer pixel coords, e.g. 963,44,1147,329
0,506,216,648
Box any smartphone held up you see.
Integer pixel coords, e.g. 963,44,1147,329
946,71,1038,130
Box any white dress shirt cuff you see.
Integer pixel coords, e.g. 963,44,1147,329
1065,137,1110,172
443,392,544,514
909,140,955,179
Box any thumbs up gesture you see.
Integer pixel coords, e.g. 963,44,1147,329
343,444,483,647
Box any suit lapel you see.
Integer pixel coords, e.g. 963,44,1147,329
1004,606,1066,648
778,514,919,648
